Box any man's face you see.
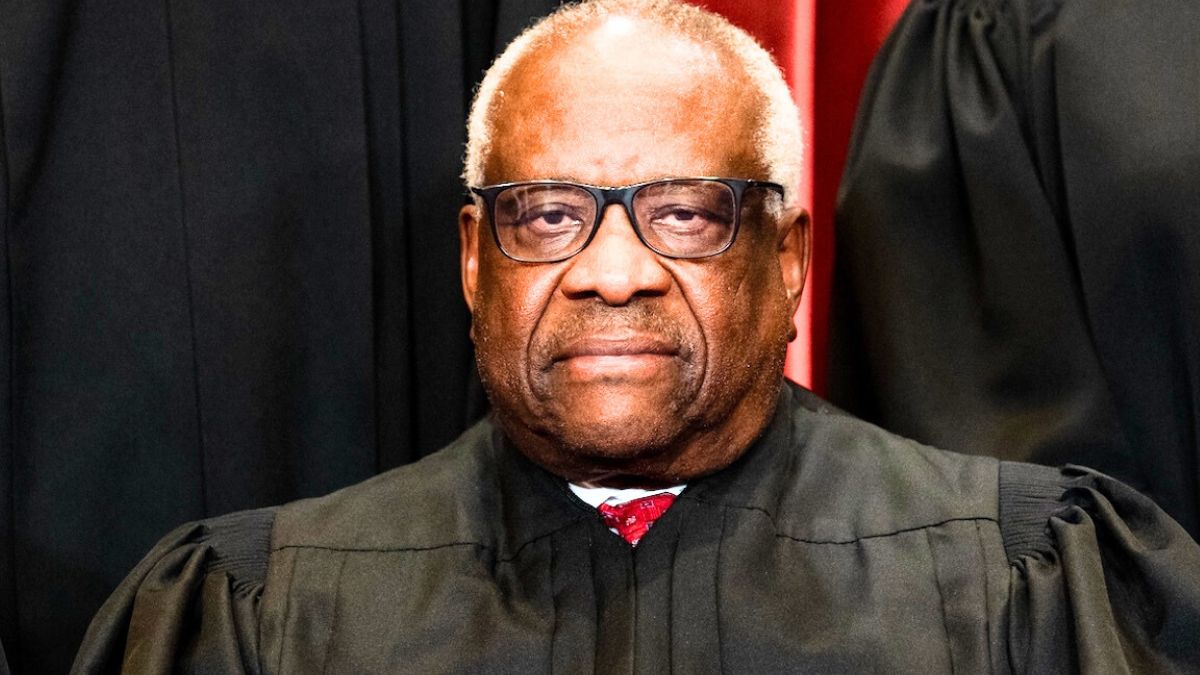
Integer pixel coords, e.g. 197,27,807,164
460,19,808,485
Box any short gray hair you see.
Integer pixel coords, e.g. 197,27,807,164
463,0,804,210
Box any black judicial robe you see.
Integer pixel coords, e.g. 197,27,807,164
72,385,1200,673
829,0,1200,538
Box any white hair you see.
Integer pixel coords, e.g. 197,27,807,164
463,0,804,211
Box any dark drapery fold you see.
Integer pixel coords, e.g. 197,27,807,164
830,0,1200,538
0,0,557,671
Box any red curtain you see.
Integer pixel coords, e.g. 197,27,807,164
688,0,908,393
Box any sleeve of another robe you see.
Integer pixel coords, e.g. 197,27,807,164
70,508,275,674
1001,463,1200,674
830,0,1200,537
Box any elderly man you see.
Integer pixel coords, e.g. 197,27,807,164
75,1,1199,673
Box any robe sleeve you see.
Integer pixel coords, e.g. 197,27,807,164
1000,462,1200,674
70,508,275,674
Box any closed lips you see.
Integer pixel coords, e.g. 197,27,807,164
552,336,679,361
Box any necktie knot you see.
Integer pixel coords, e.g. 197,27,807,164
597,492,677,546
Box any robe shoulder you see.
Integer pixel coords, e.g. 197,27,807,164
998,461,1200,673
788,384,1200,671
775,382,1004,541
71,507,275,674
69,418,506,674
268,416,528,553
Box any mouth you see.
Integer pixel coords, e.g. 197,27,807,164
552,335,679,361
549,335,682,378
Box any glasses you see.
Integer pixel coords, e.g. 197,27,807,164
469,177,784,263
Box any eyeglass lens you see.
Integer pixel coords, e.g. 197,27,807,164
492,179,738,261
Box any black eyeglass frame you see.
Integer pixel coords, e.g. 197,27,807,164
468,177,785,263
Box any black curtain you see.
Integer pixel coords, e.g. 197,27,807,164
0,1,558,671
831,0,1199,538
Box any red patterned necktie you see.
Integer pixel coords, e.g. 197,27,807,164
597,493,677,546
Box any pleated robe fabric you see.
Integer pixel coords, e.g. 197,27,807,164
73,384,1200,673
829,0,1200,538
0,1,559,670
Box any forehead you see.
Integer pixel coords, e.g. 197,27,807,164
483,18,765,186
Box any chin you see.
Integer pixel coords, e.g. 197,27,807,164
498,403,694,482
541,387,693,450
552,417,681,460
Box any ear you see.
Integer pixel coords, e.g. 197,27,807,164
777,207,810,323
459,203,482,313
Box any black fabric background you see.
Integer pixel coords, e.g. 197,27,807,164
830,0,1199,540
0,1,558,671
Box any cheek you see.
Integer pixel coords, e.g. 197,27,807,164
471,260,562,384
686,255,789,365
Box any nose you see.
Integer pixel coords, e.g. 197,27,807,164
558,204,672,305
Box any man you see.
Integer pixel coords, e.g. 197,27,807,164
74,1,1200,673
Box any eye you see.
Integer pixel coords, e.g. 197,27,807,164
535,210,573,227
492,183,595,259
648,206,725,233
663,208,699,222
517,205,586,234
